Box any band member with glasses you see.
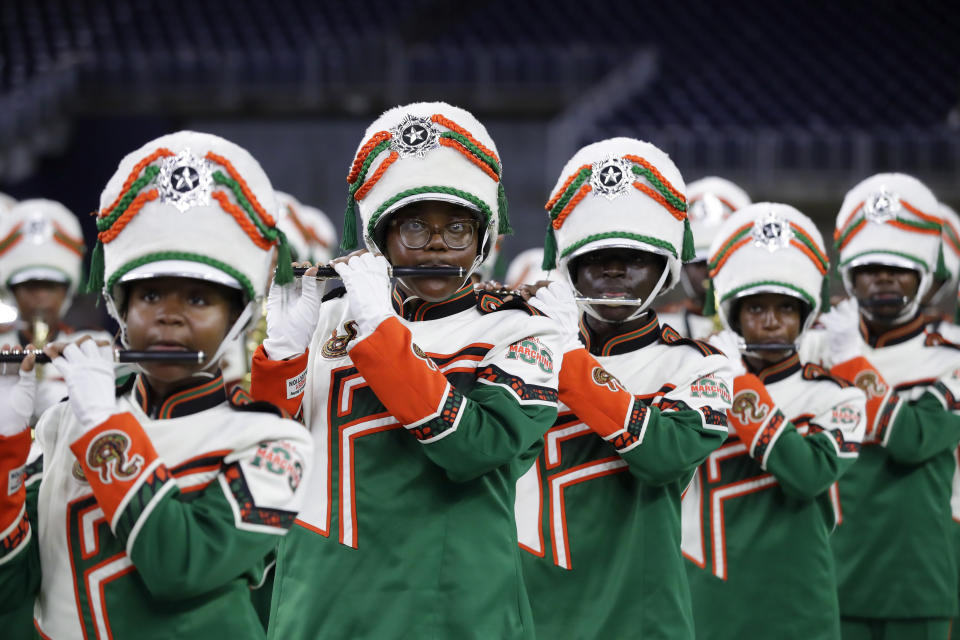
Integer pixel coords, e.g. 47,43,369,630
249,102,562,639
515,138,732,639
681,203,866,640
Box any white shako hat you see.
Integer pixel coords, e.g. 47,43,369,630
936,202,960,303
276,191,337,264
90,130,290,358
708,202,829,337
544,137,693,314
0,192,15,212
298,202,337,264
342,101,510,275
1,198,85,296
834,172,944,320
686,176,751,261
505,247,548,288
276,191,313,263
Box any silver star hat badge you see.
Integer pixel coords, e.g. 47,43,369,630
390,114,440,158
751,210,794,252
687,193,728,226
157,148,214,213
589,156,632,200
863,187,901,224
24,211,53,245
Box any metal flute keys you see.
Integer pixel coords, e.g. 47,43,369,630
291,266,467,279
0,350,206,364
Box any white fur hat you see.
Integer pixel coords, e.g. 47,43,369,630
544,137,692,289
0,192,15,212
939,203,960,283
91,131,286,309
709,203,829,332
343,101,508,264
1,198,85,295
505,247,548,288
686,176,751,261
298,202,337,264
834,173,943,300
276,191,337,265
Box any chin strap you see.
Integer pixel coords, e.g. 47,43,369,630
575,262,671,323
107,292,258,381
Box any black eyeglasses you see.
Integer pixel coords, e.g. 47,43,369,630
392,218,479,250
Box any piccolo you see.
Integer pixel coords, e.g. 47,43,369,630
575,297,644,305
857,296,909,309
292,266,467,279
743,343,796,351
0,350,206,364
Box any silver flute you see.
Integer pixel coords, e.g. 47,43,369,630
292,266,467,279
0,350,206,364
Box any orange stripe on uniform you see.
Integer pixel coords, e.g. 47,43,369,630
348,317,451,426
69,412,161,525
0,430,31,531
558,349,633,438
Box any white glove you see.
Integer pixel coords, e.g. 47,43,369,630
0,356,38,437
528,280,582,353
333,253,394,337
262,269,322,360
818,297,861,365
49,341,118,431
708,330,747,377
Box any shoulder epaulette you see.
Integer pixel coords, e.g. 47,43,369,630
322,286,347,302
801,362,852,388
658,323,721,357
924,326,960,351
228,386,290,418
475,289,543,316
115,373,136,398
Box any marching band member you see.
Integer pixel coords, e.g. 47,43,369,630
517,137,732,639
806,173,960,639
682,203,866,639
0,131,312,639
249,102,562,639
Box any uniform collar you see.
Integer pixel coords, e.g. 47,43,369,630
580,311,661,357
390,283,477,321
133,372,227,420
859,313,926,349
745,352,802,384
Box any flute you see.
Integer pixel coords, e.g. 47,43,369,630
0,350,206,364
742,343,796,352
857,296,909,309
292,265,467,279
575,297,645,306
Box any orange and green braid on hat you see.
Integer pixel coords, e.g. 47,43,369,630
834,197,949,282
703,220,830,316
541,154,695,270
340,113,511,251
85,148,293,300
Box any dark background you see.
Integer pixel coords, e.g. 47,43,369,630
1,0,958,328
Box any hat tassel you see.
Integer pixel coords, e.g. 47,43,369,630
85,240,105,298
542,225,558,270
340,196,359,252
702,278,716,316
681,217,697,263
497,182,512,235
